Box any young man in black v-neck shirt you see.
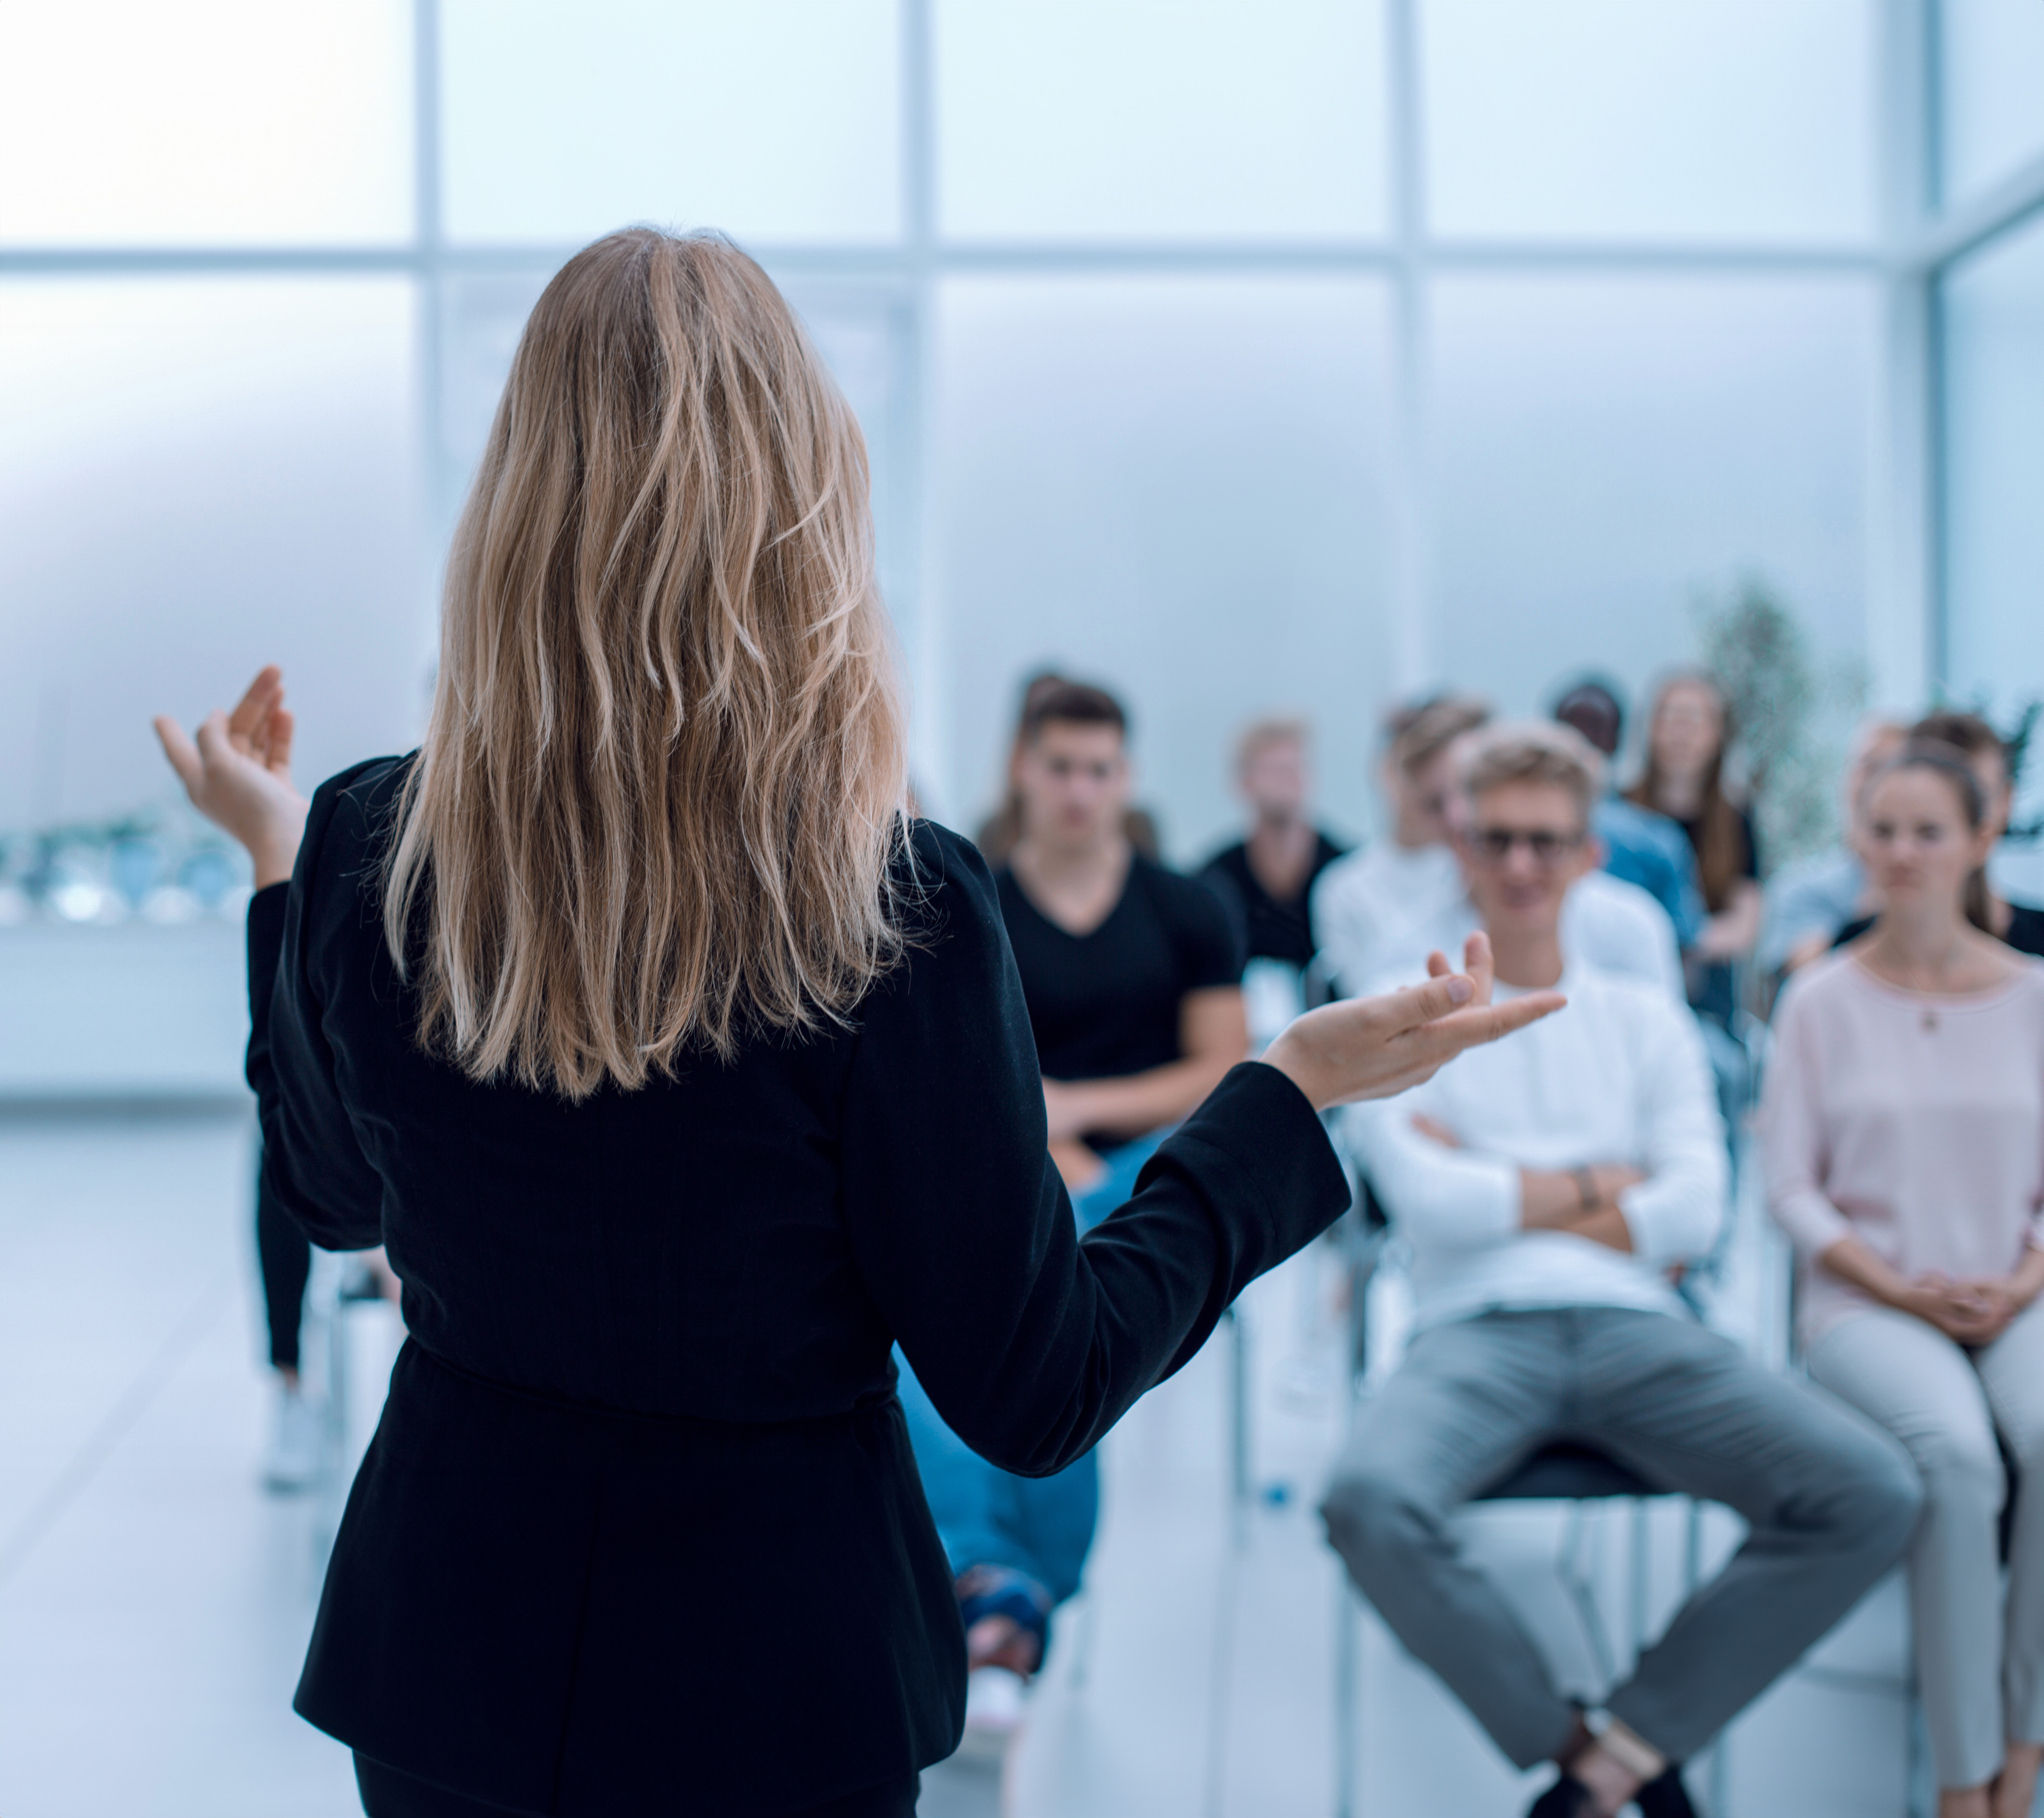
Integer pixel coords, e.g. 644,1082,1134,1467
900,681,1247,1742
992,683,1247,1186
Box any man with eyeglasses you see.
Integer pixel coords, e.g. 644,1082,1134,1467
1320,723,1919,1818
1311,695,1685,1006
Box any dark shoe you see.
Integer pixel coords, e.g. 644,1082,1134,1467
1635,1765,1697,1818
1524,1774,1596,1817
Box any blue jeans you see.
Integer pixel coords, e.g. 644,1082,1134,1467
896,1133,1165,1610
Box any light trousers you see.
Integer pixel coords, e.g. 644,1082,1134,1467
1810,1297,2044,1791
1321,1306,1920,1769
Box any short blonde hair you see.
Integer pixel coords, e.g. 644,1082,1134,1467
1235,716,1309,772
1385,694,1491,778
1459,721,1604,824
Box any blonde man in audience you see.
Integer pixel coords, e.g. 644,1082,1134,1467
1312,696,1686,1004
1324,722,1919,1818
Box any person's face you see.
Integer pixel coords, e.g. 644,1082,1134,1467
1457,780,1596,940
1858,768,1992,915
1650,681,1723,779
1240,738,1309,821
1388,746,1464,848
1015,720,1130,850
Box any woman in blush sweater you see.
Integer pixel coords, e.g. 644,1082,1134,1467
1764,743,2044,1818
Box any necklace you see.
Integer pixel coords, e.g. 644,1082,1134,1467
1921,1008,1940,1033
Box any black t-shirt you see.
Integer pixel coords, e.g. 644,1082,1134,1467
1198,831,1350,970
1834,898,2044,959
996,855,1244,1082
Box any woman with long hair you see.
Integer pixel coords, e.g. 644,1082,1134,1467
1764,743,2044,1818
1628,672,1762,971
154,229,1556,1818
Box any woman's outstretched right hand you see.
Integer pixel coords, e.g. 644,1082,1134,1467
1260,933,1563,1112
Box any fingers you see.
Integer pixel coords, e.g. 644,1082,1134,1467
153,716,203,794
1460,930,1495,1005
1425,949,1451,979
193,707,235,766
265,705,296,778
1413,990,1566,1061
227,666,284,743
1379,972,1478,1033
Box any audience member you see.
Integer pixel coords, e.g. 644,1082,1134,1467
899,680,1247,1739
1552,677,1705,947
974,669,1161,866
1629,675,1761,1016
1756,717,1908,977
1765,741,2044,1818
1830,712,2044,960
1314,700,1685,1002
1325,722,1919,1818
1311,694,1491,995
1199,717,1350,969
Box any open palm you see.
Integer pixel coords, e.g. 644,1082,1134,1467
153,666,309,889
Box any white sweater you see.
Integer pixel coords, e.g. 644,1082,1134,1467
1346,960,1727,1330
1311,843,1684,1003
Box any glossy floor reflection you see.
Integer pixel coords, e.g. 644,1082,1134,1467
0,1107,1986,1817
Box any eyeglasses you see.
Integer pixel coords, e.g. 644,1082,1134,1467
1465,827,1585,865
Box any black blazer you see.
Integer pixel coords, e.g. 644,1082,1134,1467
249,757,1350,1816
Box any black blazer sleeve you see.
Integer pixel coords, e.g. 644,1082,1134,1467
840,823,1349,1478
245,763,392,1252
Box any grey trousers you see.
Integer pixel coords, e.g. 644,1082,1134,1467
1810,1298,2044,1790
1321,1306,1921,1768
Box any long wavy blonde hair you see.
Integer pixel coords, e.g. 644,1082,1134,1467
383,228,910,1099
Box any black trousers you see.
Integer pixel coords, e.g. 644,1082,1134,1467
354,1754,921,1817
255,1153,311,1371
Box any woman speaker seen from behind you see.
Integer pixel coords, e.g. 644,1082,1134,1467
154,228,1560,1818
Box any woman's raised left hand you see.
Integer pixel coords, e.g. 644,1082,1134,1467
154,666,309,890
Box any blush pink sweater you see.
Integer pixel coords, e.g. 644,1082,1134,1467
1762,950,2044,1347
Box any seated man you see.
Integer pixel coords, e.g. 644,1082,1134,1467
1200,716,1350,972
904,679,1247,1736
1322,722,1919,1818
1314,695,1685,1005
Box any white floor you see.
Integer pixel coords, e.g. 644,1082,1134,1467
0,1105,1975,1817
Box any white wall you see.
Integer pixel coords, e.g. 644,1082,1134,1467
927,274,1396,859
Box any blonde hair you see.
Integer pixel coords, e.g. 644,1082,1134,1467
1385,693,1491,778
1235,716,1309,772
383,229,909,1099
1460,720,1604,822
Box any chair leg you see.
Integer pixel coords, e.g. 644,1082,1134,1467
1559,1502,1619,1690
1228,1306,1251,1548
1629,1498,1652,1661
1334,1587,1359,1818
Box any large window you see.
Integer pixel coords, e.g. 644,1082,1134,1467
8,0,2033,868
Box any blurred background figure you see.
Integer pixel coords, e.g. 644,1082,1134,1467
1551,676,1704,948
1312,694,1492,997
1757,717,1909,979
899,678,1246,1751
1630,674,1762,1019
1200,717,1349,971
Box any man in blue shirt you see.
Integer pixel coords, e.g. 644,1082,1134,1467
1553,679,1704,948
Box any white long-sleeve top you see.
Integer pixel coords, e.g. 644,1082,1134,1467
1346,960,1728,1330
1311,843,1684,1003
